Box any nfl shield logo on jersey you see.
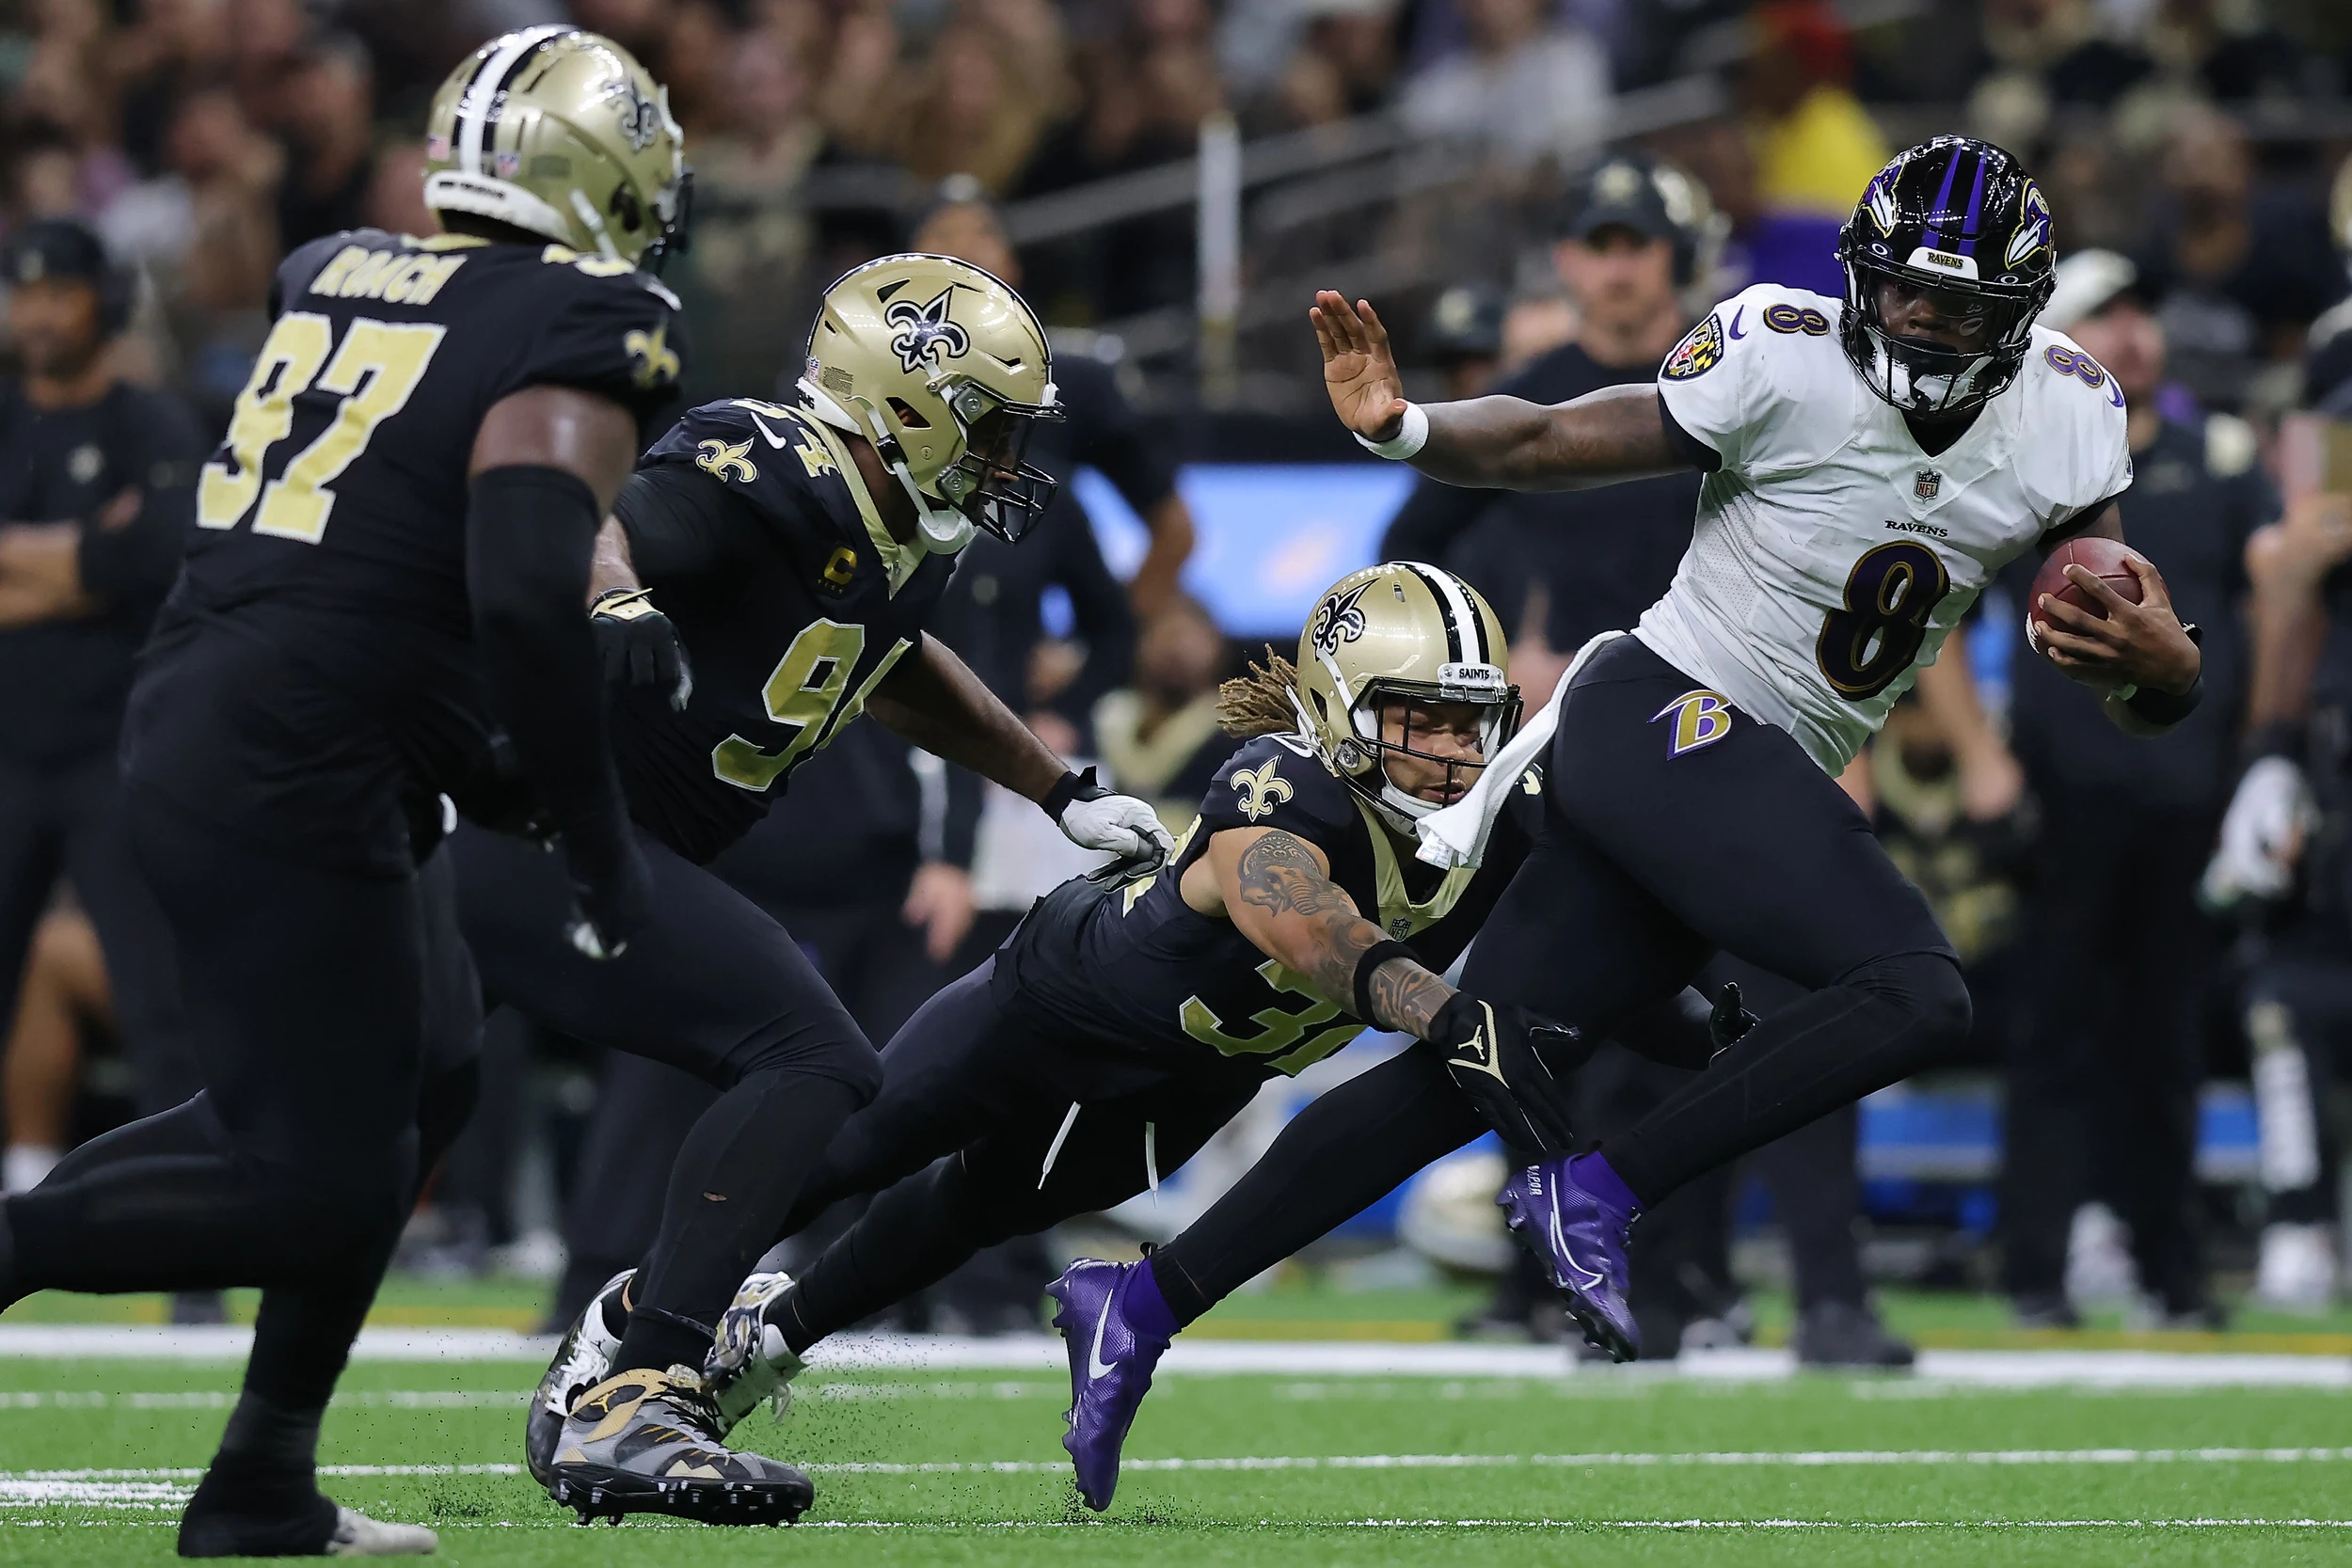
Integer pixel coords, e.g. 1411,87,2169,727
1914,469,1941,499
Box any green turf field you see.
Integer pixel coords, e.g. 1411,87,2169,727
7,1349,2352,1564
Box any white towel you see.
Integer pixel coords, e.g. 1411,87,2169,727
1415,630,1624,870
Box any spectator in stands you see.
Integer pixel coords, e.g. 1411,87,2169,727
274,33,374,252
2296,151,2352,411
1420,281,1507,400
2135,105,2345,408
1399,0,1613,167
0,220,206,1274
897,25,1053,196
1995,249,2270,1329
1736,0,1887,296
1093,593,1232,838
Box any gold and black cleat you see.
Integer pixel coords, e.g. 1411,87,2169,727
546,1367,814,1528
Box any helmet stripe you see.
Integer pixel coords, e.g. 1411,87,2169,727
458,25,571,177
1440,565,1491,664
1920,145,1963,253
1396,562,1470,665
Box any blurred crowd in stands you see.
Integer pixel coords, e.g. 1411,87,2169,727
4,0,2352,1352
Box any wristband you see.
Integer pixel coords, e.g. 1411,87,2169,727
1040,766,1104,819
590,586,660,620
2125,671,2203,727
1351,939,1418,1027
1351,402,1428,461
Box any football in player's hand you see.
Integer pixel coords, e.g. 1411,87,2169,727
2026,537,2145,652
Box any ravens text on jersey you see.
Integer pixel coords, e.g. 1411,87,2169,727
126,227,686,874
607,396,960,863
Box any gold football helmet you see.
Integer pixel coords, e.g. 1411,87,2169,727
1293,562,1518,833
797,253,1060,551
422,27,689,270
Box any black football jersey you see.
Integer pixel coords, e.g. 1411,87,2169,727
612,398,960,864
126,228,687,874
1001,731,1539,1076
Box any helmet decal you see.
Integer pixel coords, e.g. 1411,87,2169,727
1309,581,1374,655
608,79,663,151
884,288,971,375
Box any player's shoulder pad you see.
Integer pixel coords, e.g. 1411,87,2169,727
275,229,385,301
1659,283,1849,476
642,397,858,534
2019,323,2133,516
1196,732,1356,847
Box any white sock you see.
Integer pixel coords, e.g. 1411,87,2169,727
3,1146,60,1196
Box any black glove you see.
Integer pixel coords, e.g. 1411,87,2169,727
591,587,693,711
1707,981,1759,1059
564,829,653,960
1431,992,1584,1159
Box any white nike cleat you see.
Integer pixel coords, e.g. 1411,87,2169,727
325,1506,438,1556
526,1269,632,1491
703,1271,809,1433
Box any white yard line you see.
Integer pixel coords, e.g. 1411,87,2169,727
1,1325,2346,1388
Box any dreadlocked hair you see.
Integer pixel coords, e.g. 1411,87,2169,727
1216,647,1303,738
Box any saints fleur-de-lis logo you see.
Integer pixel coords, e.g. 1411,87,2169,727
626,323,678,388
1309,581,1372,656
1231,758,1295,823
695,436,756,483
884,287,970,374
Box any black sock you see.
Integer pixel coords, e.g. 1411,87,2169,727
217,1389,325,1475
613,1069,866,1377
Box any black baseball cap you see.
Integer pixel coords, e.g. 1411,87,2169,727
1422,282,1505,363
1563,154,1676,245
1,217,113,291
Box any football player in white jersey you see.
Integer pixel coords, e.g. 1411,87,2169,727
1039,139,2208,1460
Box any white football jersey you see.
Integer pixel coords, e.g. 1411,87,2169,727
1638,282,2132,773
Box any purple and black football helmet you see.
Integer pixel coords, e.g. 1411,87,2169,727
1835,136,2057,417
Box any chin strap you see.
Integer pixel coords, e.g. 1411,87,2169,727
795,378,975,555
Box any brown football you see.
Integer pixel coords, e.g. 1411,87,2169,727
2026,536,2145,649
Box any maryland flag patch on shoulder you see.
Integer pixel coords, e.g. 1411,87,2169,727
1661,312,1725,381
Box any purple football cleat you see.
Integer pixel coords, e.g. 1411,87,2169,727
1500,1154,1642,1362
1045,1258,1176,1511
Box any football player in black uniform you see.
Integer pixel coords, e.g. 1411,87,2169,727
489,252,1173,1525
0,28,691,1557
521,564,1614,1508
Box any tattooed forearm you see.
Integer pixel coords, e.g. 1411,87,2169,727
1365,956,1454,1037
1234,831,1456,1037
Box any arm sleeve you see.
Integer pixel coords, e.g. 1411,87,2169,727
610,463,743,580
1046,510,1137,735
77,392,204,606
467,464,633,879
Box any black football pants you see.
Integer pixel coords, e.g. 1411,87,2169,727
3,795,483,1417
545,891,952,1328
767,958,1265,1350
1152,637,1967,1320
450,822,882,1373
1997,792,2216,1311
2243,953,2352,1228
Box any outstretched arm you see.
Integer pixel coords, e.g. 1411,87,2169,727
1208,825,1454,1036
1313,292,1692,493
869,633,1068,802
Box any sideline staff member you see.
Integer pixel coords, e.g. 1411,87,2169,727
0,217,203,1153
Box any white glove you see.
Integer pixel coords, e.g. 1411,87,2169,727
1048,768,1175,867
2201,754,2313,910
